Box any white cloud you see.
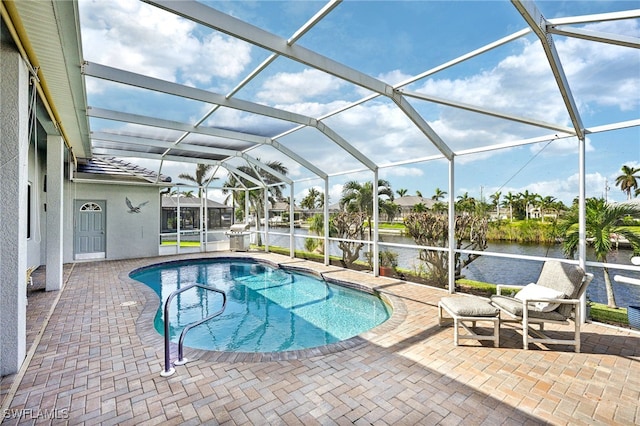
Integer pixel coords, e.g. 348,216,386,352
379,166,424,178
257,69,346,104
272,100,352,118
531,136,595,158
79,0,251,91
377,69,414,86
481,171,616,205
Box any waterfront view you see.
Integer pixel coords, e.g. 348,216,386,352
266,229,640,309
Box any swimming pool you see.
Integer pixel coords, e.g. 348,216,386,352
130,259,391,352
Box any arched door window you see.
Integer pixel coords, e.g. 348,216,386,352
79,202,102,212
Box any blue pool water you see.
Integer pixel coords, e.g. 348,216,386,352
130,259,391,352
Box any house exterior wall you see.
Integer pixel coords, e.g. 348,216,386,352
63,182,161,262
0,33,29,375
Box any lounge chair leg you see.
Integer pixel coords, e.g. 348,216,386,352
523,311,529,350
453,318,459,346
575,308,581,353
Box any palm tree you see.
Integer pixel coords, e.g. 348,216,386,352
432,188,447,201
178,163,217,198
432,201,447,214
222,159,289,242
539,196,557,223
396,188,408,198
490,191,501,218
340,179,393,239
502,192,517,222
455,192,476,213
560,198,640,308
300,187,321,210
518,190,539,220
413,202,427,212
380,199,400,222
306,213,329,253
615,165,640,200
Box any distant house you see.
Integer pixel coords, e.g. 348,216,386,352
488,206,510,221
161,196,233,232
268,201,303,225
395,196,436,218
303,203,341,219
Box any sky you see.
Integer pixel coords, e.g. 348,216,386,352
78,0,640,207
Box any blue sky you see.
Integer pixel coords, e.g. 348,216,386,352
79,0,639,206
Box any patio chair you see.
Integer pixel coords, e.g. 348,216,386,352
490,261,594,353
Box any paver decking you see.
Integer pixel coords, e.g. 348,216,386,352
1,252,639,425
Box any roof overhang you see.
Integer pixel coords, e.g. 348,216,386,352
5,0,90,159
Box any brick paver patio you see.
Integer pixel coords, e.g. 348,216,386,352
1,252,639,425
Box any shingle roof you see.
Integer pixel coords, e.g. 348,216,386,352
395,196,436,209
75,157,172,183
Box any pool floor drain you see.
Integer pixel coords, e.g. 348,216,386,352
120,301,137,307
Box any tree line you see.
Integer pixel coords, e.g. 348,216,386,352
174,163,640,309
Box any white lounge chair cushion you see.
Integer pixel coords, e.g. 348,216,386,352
440,296,499,317
536,261,585,317
514,283,565,312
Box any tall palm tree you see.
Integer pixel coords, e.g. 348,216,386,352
502,192,517,222
490,191,501,218
300,187,321,210
455,192,476,213
560,198,640,308
340,179,393,239
222,160,289,240
518,190,539,220
178,163,217,198
615,165,640,200
539,196,557,223
432,187,447,201
380,199,400,222
413,203,427,212
396,188,408,198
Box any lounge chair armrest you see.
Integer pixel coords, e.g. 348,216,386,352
496,284,525,296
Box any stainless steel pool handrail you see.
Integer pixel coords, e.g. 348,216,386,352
160,283,226,377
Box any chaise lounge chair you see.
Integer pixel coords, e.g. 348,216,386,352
490,260,594,353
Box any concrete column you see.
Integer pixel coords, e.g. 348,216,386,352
46,135,64,291
0,38,29,375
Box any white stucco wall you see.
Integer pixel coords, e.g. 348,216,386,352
1,36,29,375
63,181,161,263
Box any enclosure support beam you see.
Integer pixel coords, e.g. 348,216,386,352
290,183,295,259
264,188,269,252
578,137,588,323
448,158,456,294
512,0,585,140
324,178,330,266
373,170,380,277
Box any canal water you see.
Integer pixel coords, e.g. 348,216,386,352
265,228,640,309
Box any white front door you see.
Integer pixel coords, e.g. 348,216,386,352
74,200,106,260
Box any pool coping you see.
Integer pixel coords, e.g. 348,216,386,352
120,253,408,363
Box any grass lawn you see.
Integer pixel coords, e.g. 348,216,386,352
160,241,201,247
457,278,630,326
257,245,635,328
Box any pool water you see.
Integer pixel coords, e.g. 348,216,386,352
130,259,391,352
